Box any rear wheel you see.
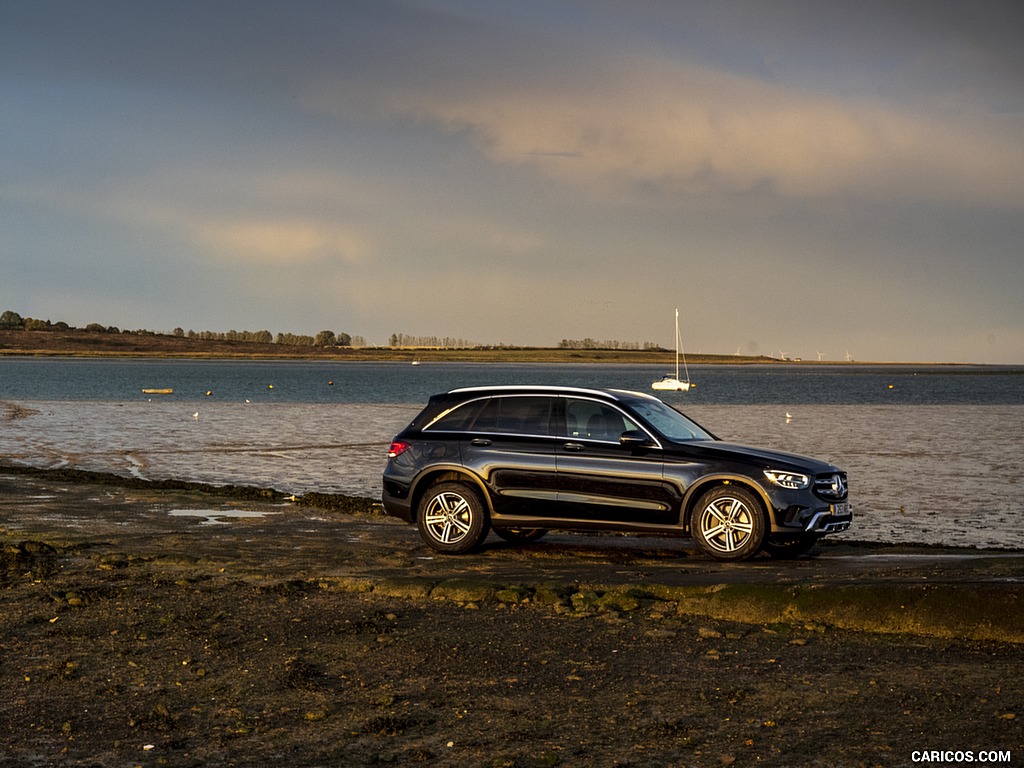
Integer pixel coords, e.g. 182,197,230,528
690,485,766,562
493,528,548,544
416,482,489,554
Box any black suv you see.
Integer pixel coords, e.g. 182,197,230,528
382,386,851,561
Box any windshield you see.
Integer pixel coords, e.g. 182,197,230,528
627,398,714,442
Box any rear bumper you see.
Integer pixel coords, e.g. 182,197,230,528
381,478,414,522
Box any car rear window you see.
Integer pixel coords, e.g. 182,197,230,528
424,396,556,436
424,399,485,432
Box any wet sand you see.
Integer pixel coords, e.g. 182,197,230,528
1,470,1022,766
5,400,1023,550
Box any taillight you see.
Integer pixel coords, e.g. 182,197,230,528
388,441,410,458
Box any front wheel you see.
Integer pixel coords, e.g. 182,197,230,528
416,482,489,554
690,486,766,562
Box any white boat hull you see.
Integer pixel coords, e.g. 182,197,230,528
652,378,691,392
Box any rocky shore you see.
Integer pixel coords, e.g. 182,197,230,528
1,470,1021,767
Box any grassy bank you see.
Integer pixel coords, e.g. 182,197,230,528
0,328,824,364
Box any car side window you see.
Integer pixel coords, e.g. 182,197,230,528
563,399,640,441
470,396,555,436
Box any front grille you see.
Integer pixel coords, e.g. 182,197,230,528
814,472,848,501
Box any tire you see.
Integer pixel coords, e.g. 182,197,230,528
762,534,820,559
416,482,490,554
690,485,766,562
493,528,548,544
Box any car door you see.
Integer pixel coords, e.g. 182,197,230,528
555,396,678,526
458,395,560,517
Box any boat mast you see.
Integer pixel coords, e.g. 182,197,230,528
676,307,689,383
673,308,680,379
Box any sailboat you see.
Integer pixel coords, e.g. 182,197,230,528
652,308,693,392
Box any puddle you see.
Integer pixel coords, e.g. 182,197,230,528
168,509,279,526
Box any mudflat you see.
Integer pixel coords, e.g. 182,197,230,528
1,470,1021,767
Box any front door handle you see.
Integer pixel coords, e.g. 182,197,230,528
471,438,492,446
562,442,585,451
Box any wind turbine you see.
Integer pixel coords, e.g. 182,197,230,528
845,350,854,362
778,349,788,361
816,351,825,361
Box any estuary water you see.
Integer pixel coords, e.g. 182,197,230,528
1,358,1022,549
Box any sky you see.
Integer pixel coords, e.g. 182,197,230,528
2,1,1023,363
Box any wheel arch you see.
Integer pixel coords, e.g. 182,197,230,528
681,475,772,533
408,467,493,522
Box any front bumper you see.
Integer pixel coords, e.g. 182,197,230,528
777,500,852,535
804,509,852,534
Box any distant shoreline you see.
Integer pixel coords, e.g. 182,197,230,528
0,328,976,366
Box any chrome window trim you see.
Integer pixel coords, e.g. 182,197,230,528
422,392,663,449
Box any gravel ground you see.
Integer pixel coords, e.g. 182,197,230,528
0,471,1021,767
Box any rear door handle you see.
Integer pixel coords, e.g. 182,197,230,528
471,438,492,446
562,442,585,451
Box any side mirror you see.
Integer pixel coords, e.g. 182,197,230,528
619,430,656,449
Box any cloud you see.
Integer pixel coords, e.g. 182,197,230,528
195,218,368,265
309,52,1024,208
5,163,378,268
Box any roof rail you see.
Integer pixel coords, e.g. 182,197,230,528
447,384,621,399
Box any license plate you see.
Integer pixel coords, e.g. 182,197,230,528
831,502,851,516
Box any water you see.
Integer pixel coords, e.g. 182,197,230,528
1,358,1022,405
2,358,1023,549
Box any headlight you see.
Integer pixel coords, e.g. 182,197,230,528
763,469,810,490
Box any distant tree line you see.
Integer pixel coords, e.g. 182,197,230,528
558,338,662,351
1,311,72,332
0,310,365,348
387,333,476,348
2,309,656,351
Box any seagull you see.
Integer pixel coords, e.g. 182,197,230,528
785,412,793,423
193,412,199,421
